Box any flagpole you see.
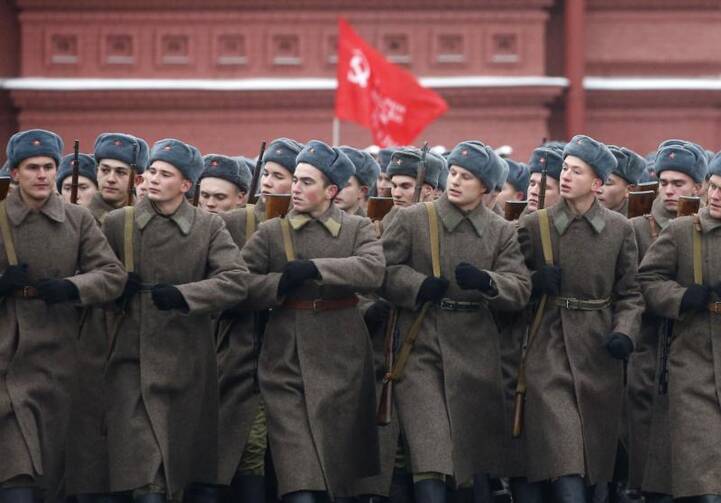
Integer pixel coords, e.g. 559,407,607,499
332,117,340,146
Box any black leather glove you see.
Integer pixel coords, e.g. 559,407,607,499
603,332,634,360
118,272,142,305
455,262,495,294
364,299,392,332
36,279,80,304
0,264,30,296
417,276,450,304
680,284,711,314
531,265,561,296
277,260,319,297
151,284,188,311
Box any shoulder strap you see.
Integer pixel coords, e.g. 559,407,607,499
280,217,296,261
0,201,18,266
424,202,441,278
692,214,702,285
245,204,256,242
538,208,554,266
123,206,135,273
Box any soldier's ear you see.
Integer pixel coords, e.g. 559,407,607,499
326,184,339,200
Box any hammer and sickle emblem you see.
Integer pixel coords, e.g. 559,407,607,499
347,49,371,88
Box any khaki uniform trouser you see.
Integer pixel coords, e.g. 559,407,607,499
237,401,267,477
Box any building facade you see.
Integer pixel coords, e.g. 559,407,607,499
2,0,721,161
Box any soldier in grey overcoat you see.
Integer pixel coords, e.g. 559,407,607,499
0,129,125,503
102,139,248,503
382,141,531,503
516,135,643,503
240,140,385,502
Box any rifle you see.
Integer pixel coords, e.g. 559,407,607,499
504,200,528,221
192,180,201,207
627,190,655,219
637,181,659,196
512,140,549,438
70,140,80,204
376,142,429,426
658,196,701,395
0,178,10,201
248,141,266,205
126,142,137,206
264,193,292,220
366,196,394,222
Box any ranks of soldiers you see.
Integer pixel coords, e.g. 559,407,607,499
1,127,721,503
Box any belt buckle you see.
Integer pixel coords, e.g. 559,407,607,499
439,298,452,311
565,298,572,310
22,286,34,298
312,299,322,313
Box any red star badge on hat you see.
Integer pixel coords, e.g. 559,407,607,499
114,140,122,146
211,160,219,167
462,149,468,156
164,145,172,151
32,139,40,146
669,152,676,159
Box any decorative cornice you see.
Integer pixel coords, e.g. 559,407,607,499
588,0,721,10
16,0,554,11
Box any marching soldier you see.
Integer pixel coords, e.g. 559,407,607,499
525,146,562,214
597,146,646,216
102,139,248,503
517,135,643,502
495,158,529,210
232,157,256,207
375,148,397,197
435,159,449,199
484,156,509,216
627,141,707,502
637,153,721,502
56,153,98,206
90,133,149,222
382,140,531,502
0,129,125,503
241,140,384,502
197,154,250,213
335,146,380,216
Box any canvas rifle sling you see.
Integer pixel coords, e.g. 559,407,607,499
389,202,441,381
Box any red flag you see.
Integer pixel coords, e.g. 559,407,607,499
335,18,448,147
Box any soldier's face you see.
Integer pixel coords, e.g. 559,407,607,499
291,163,338,215
61,175,97,207
527,173,560,212
334,176,366,211
198,177,243,214
12,156,57,203
376,172,392,197
447,165,486,211
145,160,192,203
260,161,293,197
97,159,133,205
390,175,433,206
597,173,629,210
560,156,602,202
496,182,523,210
707,175,721,220
659,170,701,213
135,175,147,202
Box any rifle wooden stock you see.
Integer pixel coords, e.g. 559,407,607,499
627,190,655,219
512,369,526,438
0,178,10,201
637,181,659,196
264,193,292,219
70,140,80,204
677,196,701,217
366,197,394,222
504,201,528,221
376,307,398,426
192,181,201,207
126,142,137,206
248,141,266,205
377,185,391,198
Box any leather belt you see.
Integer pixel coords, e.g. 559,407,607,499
709,302,721,314
552,296,611,311
438,298,483,312
12,286,40,299
282,296,358,313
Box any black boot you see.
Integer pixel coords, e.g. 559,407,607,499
449,487,473,503
551,476,586,503
643,493,672,503
134,494,166,503
510,478,544,503
0,488,35,503
357,496,389,503
390,472,414,503
414,479,446,503
185,484,220,503
472,474,492,503
78,494,133,503
281,491,317,503
229,475,265,503
688,497,721,503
